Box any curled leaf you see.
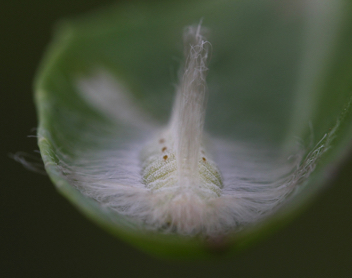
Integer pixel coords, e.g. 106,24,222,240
35,0,352,258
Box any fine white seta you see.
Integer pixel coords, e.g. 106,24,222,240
69,24,338,237
141,25,223,198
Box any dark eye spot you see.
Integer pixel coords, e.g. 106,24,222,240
162,147,167,152
202,157,206,162
159,139,165,144
163,155,168,160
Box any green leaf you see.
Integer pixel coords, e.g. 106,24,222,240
35,0,352,259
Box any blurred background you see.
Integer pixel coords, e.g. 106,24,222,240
1,0,352,277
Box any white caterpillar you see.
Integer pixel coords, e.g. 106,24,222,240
46,24,338,237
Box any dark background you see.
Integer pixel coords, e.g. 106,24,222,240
1,1,352,277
